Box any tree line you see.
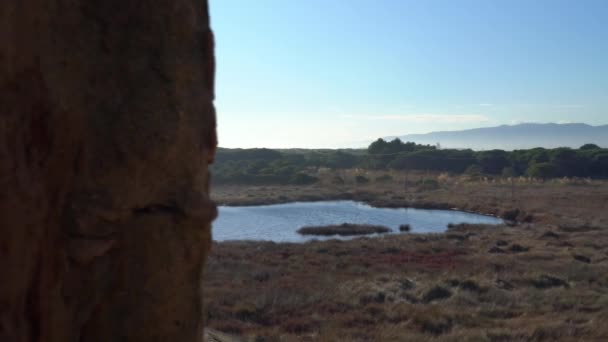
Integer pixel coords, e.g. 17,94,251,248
210,140,608,184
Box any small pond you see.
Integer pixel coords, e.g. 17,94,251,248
213,201,503,243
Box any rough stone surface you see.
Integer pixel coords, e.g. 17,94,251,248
1,1,216,341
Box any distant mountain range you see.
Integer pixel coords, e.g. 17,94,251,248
385,123,608,150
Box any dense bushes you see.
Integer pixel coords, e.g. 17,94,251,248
375,174,393,182
289,173,319,185
211,140,608,185
355,175,370,184
388,149,476,173
375,139,608,178
526,162,555,179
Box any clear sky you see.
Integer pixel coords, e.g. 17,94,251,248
210,0,608,148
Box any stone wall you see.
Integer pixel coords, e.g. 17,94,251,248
0,1,216,341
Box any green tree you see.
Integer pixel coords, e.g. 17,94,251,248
368,138,389,154
476,150,510,174
550,148,580,176
580,143,601,150
591,153,608,177
326,151,358,169
527,162,555,179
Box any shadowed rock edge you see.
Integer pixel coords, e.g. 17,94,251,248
1,1,216,341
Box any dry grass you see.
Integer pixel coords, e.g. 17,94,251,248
205,176,608,341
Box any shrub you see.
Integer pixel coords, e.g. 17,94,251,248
331,175,345,185
527,162,555,179
436,172,451,183
233,304,260,322
399,224,411,232
465,165,482,178
447,223,463,230
411,308,453,336
459,280,482,292
508,244,529,253
502,208,520,221
422,286,452,303
573,255,591,263
502,166,516,177
289,173,318,185
417,179,439,191
355,175,370,184
531,275,569,289
375,174,393,182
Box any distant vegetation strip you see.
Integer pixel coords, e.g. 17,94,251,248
296,223,392,236
211,139,608,185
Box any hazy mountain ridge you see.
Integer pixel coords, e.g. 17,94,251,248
387,123,608,150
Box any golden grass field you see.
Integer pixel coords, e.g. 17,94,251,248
205,172,608,341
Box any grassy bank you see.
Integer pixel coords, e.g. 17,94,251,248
205,176,608,341
212,171,608,226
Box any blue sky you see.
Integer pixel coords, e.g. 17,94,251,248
210,0,608,148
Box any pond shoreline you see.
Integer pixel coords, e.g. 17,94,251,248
212,179,608,228
213,200,504,242
214,192,509,222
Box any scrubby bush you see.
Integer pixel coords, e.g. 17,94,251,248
331,175,345,185
355,175,370,184
399,224,411,232
527,162,555,179
465,165,482,179
211,140,608,186
289,173,318,185
417,179,439,191
502,208,520,221
375,174,393,183
422,286,452,303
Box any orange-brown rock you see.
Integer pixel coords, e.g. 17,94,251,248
1,1,216,341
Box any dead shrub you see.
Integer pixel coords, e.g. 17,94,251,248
422,286,452,303
531,275,570,289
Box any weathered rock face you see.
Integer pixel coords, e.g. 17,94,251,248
1,1,216,341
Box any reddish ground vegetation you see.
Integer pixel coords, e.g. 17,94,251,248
205,179,608,341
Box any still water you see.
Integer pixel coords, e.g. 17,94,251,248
213,201,503,243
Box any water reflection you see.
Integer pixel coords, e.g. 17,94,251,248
213,201,503,243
